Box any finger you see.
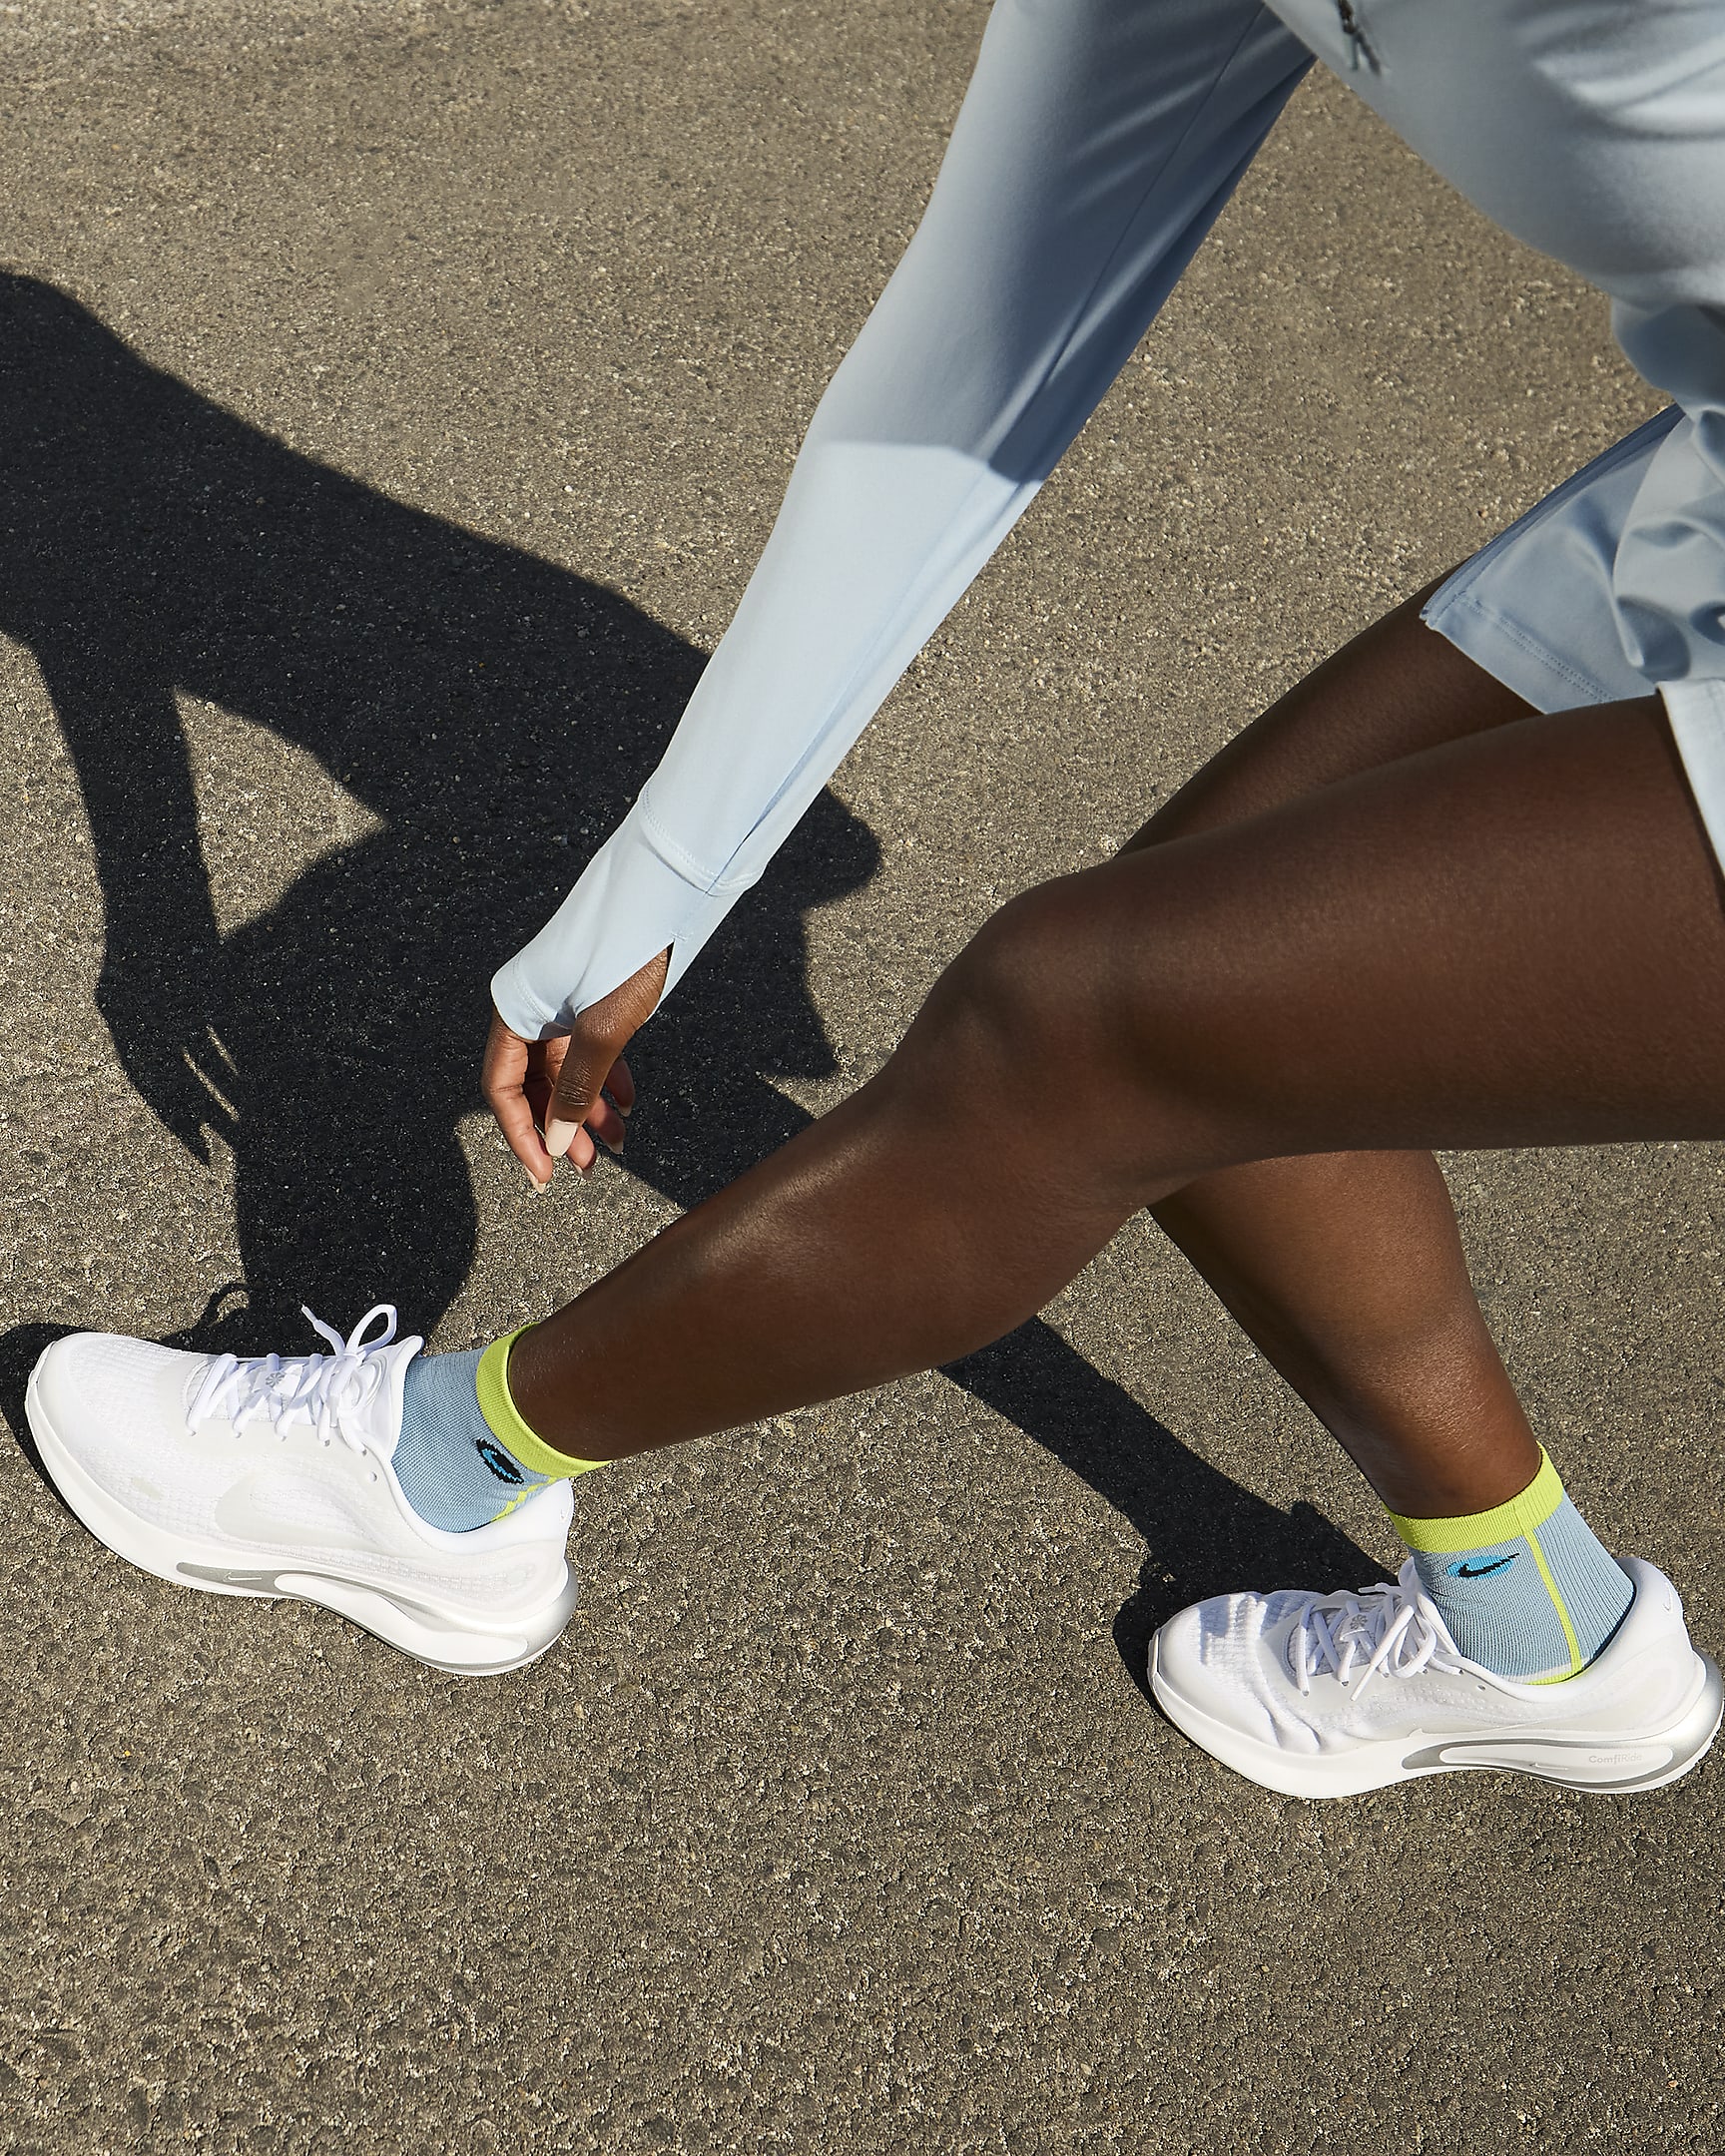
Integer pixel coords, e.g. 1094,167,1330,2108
538,1034,571,1089
545,1027,619,1161
606,1054,637,1119
543,953,666,1162
523,1035,567,1133
587,1095,628,1153
482,1010,556,1189
497,1079,555,1189
497,1076,556,1188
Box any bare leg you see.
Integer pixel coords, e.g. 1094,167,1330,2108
511,687,1725,1510
1150,1151,1534,1515
1130,589,1541,1514
525,589,1546,1518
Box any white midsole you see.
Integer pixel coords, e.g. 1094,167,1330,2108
1148,1631,1724,1800
26,1356,578,1675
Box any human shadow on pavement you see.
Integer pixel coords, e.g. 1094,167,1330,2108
0,270,863,1342
0,1326,65,1493
947,1326,1380,1688
0,272,1370,1616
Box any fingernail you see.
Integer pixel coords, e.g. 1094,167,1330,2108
530,1175,550,1195
544,1117,577,1160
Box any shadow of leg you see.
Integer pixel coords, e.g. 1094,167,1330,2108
944,1317,1381,1697
0,1323,78,1501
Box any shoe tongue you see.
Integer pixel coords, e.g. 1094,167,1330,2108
364,1335,424,1459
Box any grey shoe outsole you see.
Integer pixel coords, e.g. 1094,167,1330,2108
1148,1629,1723,1800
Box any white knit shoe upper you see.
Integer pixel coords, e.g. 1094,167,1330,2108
1150,1556,1721,1799
27,1307,578,1675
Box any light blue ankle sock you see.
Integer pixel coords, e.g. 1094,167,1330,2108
392,1348,557,1532
1391,1449,1633,1682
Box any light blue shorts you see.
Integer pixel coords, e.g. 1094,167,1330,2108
1426,408,1725,867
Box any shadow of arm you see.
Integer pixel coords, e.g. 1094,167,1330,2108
37,648,238,1161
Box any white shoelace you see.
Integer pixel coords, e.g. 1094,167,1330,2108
186,1303,399,1456
1287,1559,1464,1698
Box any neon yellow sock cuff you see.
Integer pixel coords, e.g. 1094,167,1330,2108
475,1329,608,1479
1388,1446,1564,1554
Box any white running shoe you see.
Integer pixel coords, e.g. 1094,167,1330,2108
26,1306,579,1676
1149,1557,1721,1799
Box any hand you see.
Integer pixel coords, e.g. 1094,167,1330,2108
481,949,670,1190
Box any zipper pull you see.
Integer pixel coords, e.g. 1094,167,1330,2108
1337,0,1381,71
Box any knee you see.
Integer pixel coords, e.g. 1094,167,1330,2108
902,861,1230,1197
918,872,1140,1106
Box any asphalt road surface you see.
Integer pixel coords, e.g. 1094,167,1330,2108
2,3,1720,2151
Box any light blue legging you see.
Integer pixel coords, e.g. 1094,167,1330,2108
492,0,1725,1041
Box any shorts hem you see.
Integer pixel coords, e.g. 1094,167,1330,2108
1422,589,1626,716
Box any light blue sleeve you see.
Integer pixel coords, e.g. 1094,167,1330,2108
1268,0,1725,703
491,0,1312,1038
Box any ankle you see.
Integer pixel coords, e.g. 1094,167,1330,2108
501,1323,626,1465
1391,1448,1632,1681
1341,1411,1543,1520
479,1331,610,1477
